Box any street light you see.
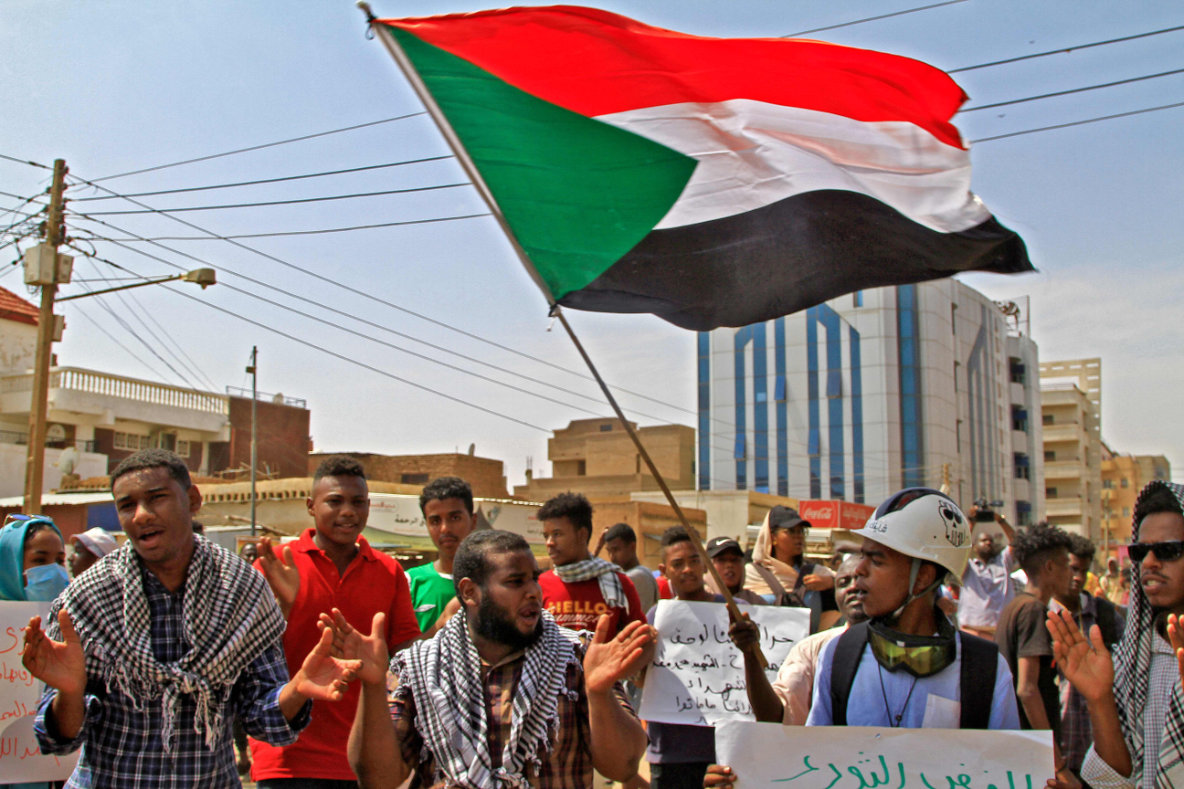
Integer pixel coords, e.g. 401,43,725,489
21,246,216,512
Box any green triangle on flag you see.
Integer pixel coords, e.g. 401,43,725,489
389,27,698,300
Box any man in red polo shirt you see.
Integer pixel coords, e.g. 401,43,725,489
538,492,644,634
251,455,421,788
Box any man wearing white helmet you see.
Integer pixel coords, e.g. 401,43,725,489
796,488,1020,730
704,489,1023,789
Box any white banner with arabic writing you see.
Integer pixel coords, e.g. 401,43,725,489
715,720,1055,788
639,599,809,726
0,601,80,782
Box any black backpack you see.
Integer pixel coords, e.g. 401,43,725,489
828,621,999,728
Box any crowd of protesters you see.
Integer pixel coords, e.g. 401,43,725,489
4,447,1182,788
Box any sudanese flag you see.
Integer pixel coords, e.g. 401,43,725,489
373,5,1032,331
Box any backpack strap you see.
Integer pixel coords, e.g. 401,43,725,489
957,631,999,729
828,621,870,726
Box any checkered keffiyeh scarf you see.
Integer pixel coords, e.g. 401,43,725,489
1113,480,1184,786
51,535,285,752
554,557,629,612
392,609,583,789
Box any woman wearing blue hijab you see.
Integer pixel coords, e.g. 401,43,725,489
0,514,69,602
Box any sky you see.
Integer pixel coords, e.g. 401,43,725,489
2,1,1182,492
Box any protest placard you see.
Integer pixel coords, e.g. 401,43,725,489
0,601,79,782
639,599,809,726
715,720,1055,788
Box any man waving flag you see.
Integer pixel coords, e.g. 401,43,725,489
369,5,1032,331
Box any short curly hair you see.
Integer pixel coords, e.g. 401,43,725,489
1067,533,1096,562
1012,523,1073,577
537,492,593,541
313,455,366,482
419,476,473,515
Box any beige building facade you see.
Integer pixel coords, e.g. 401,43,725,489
1040,358,1103,540
513,418,694,500
1101,447,1172,551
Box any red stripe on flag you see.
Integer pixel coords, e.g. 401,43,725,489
380,5,968,149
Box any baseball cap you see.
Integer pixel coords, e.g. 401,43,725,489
69,527,118,558
768,505,811,531
706,536,744,558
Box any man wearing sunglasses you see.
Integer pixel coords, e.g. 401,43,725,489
1047,480,1184,788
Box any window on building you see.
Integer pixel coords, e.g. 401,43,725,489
1011,406,1028,432
1043,414,1054,425
1014,453,1029,479
1122,506,1130,517
400,473,429,484
577,460,587,476
1009,358,1026,385
1045,451,1056,462
113,432,151,451
1103,479,1113,489
175,440,192,458
1121,477,1129,488
853,291,863,307
599,423,613,432
1046,487,1058,498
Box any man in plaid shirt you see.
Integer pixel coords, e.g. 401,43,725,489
344,529,654,789
22,449,360,788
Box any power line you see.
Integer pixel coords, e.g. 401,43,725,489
949,23,1184,73
68,304,175,383
89,112,429,182
960,67,1184,112
71,181,471,215
0,153,53,170
970,99,1184,143
69,155,454,201
91,213,491,241
68,223,691,426
73,252,220,391
156,280,553,434
784,0,968,38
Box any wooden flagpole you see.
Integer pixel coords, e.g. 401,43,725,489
360,4,765,666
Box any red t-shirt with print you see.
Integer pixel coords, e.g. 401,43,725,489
539,570,644,634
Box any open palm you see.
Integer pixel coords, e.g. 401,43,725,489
257,536,300,616
294,626,361,702
1047,608,1113,702
23,610,86,696
584,616,656,694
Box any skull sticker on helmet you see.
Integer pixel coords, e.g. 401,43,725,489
938,501,968,547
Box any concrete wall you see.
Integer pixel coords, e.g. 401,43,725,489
0,442,107,498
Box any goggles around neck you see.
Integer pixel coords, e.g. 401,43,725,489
867,614,957,678
1128,540,1184,564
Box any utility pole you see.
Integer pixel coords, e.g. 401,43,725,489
23,159,68,513
247,346,258,535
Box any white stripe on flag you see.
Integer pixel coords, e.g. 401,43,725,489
597,99,991,234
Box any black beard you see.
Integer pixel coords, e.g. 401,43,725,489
474,594,543,651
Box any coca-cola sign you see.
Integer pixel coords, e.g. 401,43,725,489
798,500,875,531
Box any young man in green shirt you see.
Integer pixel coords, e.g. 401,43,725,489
407,477,476,635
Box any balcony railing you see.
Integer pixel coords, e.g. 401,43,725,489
224,386,307,409
1,367,227,414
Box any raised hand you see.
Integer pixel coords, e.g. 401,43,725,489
22,609,86,695
1168,613,1184,689
332,609,390,687
291,625,362,703
584,615,656,694
727,609,761,654
1046,608,1114,702
257,536,300,617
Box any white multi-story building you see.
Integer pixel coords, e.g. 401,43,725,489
697,281,1044,524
